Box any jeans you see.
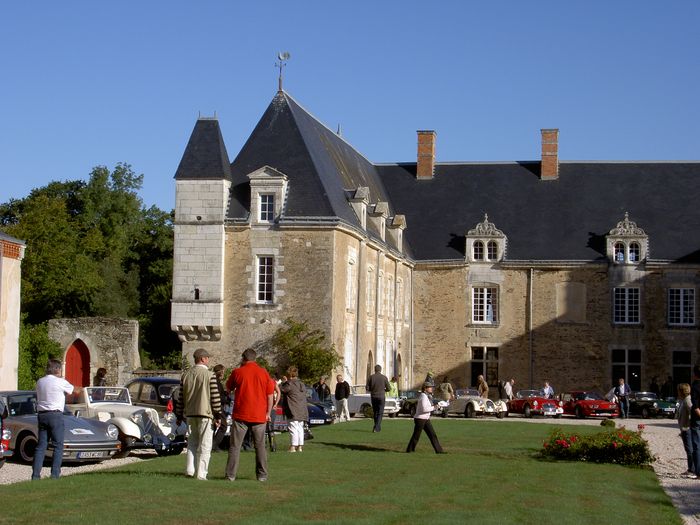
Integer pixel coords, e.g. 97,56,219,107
32,411,64,480
371,396,385,432
690,423,700,476
618,398,629,418
406,418,443,453
225,420,267,480
681,429,695,473
185,417,214,479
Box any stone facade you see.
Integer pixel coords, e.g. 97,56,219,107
48,317,141,387
0,234,25,390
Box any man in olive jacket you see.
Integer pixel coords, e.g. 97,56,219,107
366,365,390,432
176,348,221,480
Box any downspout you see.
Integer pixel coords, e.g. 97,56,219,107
528,267,534,388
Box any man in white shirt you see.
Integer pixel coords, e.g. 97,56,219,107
32,359,81,480
504,378,515,401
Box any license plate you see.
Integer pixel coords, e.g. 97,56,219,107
309,419,324,425
77,451,105,459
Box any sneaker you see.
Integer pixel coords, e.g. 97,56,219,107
297,446,303,452
257,477,267,482
682,471,698,479
226,477,235,482
288,446,296,453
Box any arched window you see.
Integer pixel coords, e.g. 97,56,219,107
614,242,625,263
473,241,484,260
487,241,498,261
629,242,640,262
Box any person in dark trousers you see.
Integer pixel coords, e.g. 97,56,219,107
690,365,700,477
366,365,390,432
32,359,82,480
334,374,351,422
406,382,445,454
614,377,631,419
313,376,331,403
211,364,229,452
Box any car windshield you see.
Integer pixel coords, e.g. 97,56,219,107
576,392,603,401
634,392,657,400
516,390,543,399
403,391,420,400
457,389,480,397
87,387,130,404
8,393,37,416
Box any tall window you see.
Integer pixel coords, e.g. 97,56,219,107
256,256,274,303
472,287,498,324
613,287,640,324
673,351,692,387
629,242,640,262
473,241,484,260
611,349,641,391
366,267,375,315
377,272,385,317
669,288,695,326
471,347,499,389
487,241,498,260
345,257,357,311
260,194,275,222
614,243,625,263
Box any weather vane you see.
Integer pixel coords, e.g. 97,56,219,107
276,51,291,92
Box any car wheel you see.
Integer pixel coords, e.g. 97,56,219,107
361,404,373,418
17,432,37,463
441,409,448,418
496,411,505,419
389,412,397,419
523,405,532,418
410,405,417,418
349,412,355,418
575,406,584,419
641,407,649,419
465,404,475,418
114,432,133,458
0,457,5,469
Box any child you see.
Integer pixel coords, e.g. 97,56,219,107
677,383,696,478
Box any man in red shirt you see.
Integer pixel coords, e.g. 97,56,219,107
225,348,275,482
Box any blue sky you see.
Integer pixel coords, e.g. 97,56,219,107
2,1,699,212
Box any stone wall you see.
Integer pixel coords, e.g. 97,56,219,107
48,317,140,387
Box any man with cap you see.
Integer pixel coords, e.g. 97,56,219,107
406,381,445,454
176,348,221,480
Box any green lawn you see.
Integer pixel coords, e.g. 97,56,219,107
0,419,679,525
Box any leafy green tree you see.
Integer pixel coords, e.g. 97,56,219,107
263,318,341,383
17,316,62,389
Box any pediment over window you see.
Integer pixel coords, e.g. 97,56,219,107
606,212,649,264
247,166,288,225
466,213,507,263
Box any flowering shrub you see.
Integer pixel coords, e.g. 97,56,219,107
600,418,616,428
540,427,654,466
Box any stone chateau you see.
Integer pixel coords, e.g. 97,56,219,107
171,88,700,395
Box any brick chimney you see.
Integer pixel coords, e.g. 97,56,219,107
540,128,559,180
416,130,436,180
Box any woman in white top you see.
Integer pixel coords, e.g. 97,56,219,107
406,382,445,454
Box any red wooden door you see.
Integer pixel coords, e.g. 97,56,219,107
65,339,90,387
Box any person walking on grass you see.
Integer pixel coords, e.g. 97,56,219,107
280,366,308,452
366,365,391,433
176,348,221,480
32,359,82,480
406,382,445,454
225,348,276,482
334,374,351,422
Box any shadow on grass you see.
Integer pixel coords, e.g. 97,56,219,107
315,441,403,453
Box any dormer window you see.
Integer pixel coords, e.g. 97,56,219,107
606,213,648,264
247,166,288,226
466,214,507,264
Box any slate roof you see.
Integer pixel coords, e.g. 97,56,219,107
179,90,700,263
175,118,231,181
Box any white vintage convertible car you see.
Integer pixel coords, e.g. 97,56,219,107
444,388,508,418
68,387,186,456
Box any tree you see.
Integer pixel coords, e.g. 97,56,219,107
263,318,341,383
17,316,63,389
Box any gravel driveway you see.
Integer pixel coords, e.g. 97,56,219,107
1,417,697,523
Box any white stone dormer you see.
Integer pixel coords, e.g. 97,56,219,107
466,213,507,263
369,201,389,241
606,212,649,264
349,186,369,230
248,166,289,226
387,215,407,253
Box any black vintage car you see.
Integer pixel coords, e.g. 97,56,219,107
628,392,677,418
126,377,180,416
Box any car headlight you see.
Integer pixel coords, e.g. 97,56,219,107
130,413,143,425
653,402,658,408
533,400,539,407
163,412,176,424
142,433,152,444
106,424,119,440
2,428,11,440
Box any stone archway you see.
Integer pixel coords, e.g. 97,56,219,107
65,339,90,387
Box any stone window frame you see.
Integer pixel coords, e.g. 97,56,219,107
366,265,375,316
471,284,499,326
668,287,695,327
259,193,275,222
473,241,484,261
345,253,357,313
612,287,640,325
247,166,288,226
256,255,275,304
606,212,648,265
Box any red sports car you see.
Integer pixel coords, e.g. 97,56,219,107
561,391,619,419
507,389,564,418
